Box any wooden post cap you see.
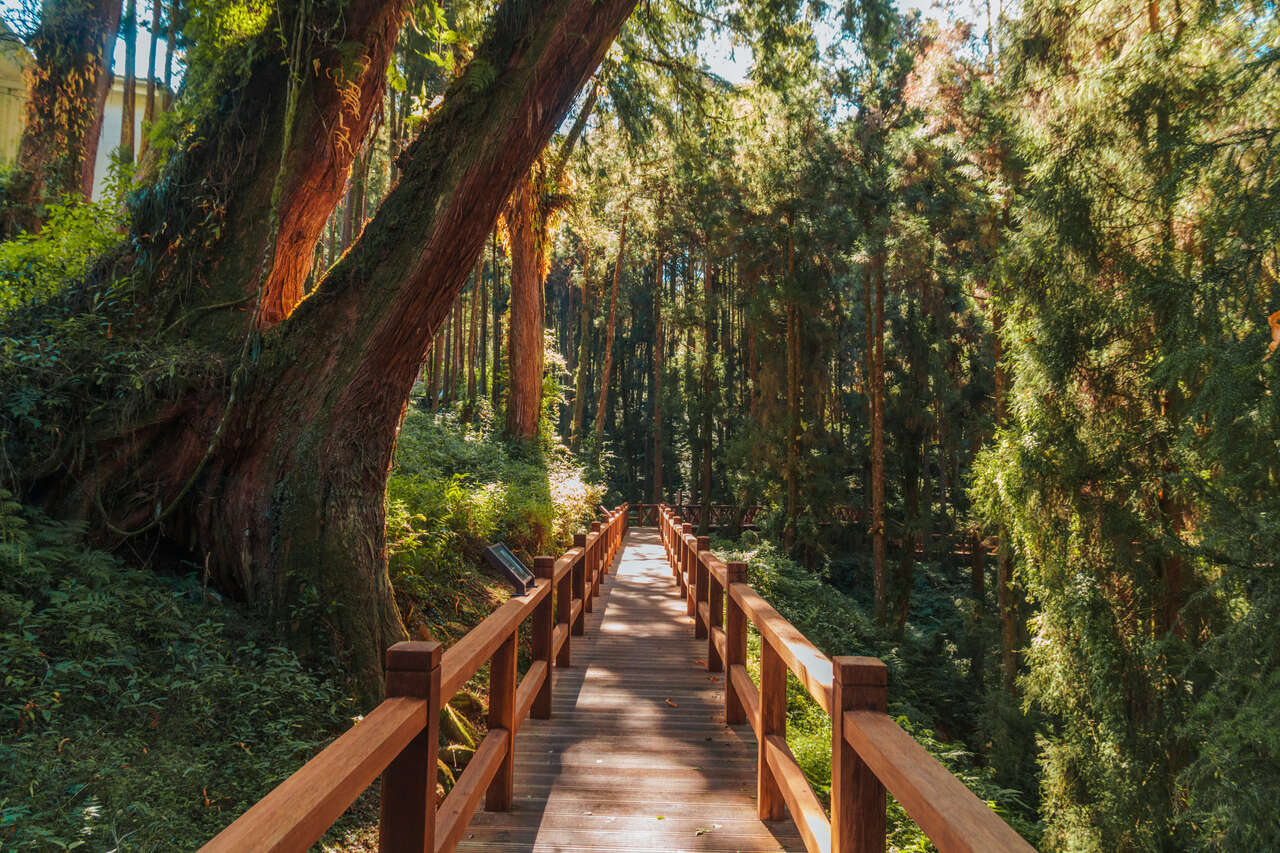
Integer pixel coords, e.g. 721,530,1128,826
386,640,442,670
573,533,587,547
834,656,888,713
726,561,747,583
833,656,887,685
696,535,710,551
534,555,554,578
591,521,602,531
682,523,693,534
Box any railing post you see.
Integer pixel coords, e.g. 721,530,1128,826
572,533,587,635
670,516,682,581
683,527,697,619
694,535,710,640
590,521,603,599
556,550,572,666
707,556,724,672
532,556,555,720
380,640,442,852
680,523,693,606
485,631,517,811
832,657,887,853
758,639,786,821
725,562,747,724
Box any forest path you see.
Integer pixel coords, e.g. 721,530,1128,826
457,528,804,852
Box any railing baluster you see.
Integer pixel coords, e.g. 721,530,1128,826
694,535,710,640
573,532,586,630
485,632,517,811
380,641,442,852
725,562,747,724
681,523,694,615
758,639,787,821
832,656,887,853
532,556,555,720
556,549,573,665
590,521,603,601
708,555,724,673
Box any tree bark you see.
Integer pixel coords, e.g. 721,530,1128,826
34,0,640,697
593,209,628,448
698,248,714,535
479,257,489,399
467,267,480,409
784,217,800,548
869,249,887,628
571,249,592,447
651,242,664,503
3,0,121,229
120,0,138,165
491,232,505,412
504,173,545,439
139,0,161,160
163,0,176,111
993,309,1018,692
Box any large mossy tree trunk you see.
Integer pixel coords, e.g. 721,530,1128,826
127,0,407,335
33,0,639,697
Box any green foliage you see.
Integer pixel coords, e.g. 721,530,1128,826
721,536,1041,848
387,402,603,633
970,0,1280,847
0,492,353,850
0,178,125,313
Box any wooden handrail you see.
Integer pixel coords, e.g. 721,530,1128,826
656,503,1033,853
200,696,427,853
728,578,834,714
201,504,629,853
842,710,1033,852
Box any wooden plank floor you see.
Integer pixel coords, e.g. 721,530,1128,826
457,527,804,852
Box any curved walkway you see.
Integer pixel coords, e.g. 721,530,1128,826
457,527,803,852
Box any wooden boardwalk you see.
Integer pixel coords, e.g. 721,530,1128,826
457,528,804,852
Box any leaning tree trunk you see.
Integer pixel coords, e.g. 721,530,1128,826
34,0,639,698
4,0,121,232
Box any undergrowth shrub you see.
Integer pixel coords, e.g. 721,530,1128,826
386,403,603,639
0,492,353,850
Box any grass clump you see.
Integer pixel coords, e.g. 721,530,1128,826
0,491,354,851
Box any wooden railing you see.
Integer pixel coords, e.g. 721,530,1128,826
629,502,762,529
658,505,1034,853
200,504,630,853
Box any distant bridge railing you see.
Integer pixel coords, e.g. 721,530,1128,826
659,504,1033,853
199,505,629,853
628,502,762,529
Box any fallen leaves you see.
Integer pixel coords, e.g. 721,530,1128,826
664,698,678,708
